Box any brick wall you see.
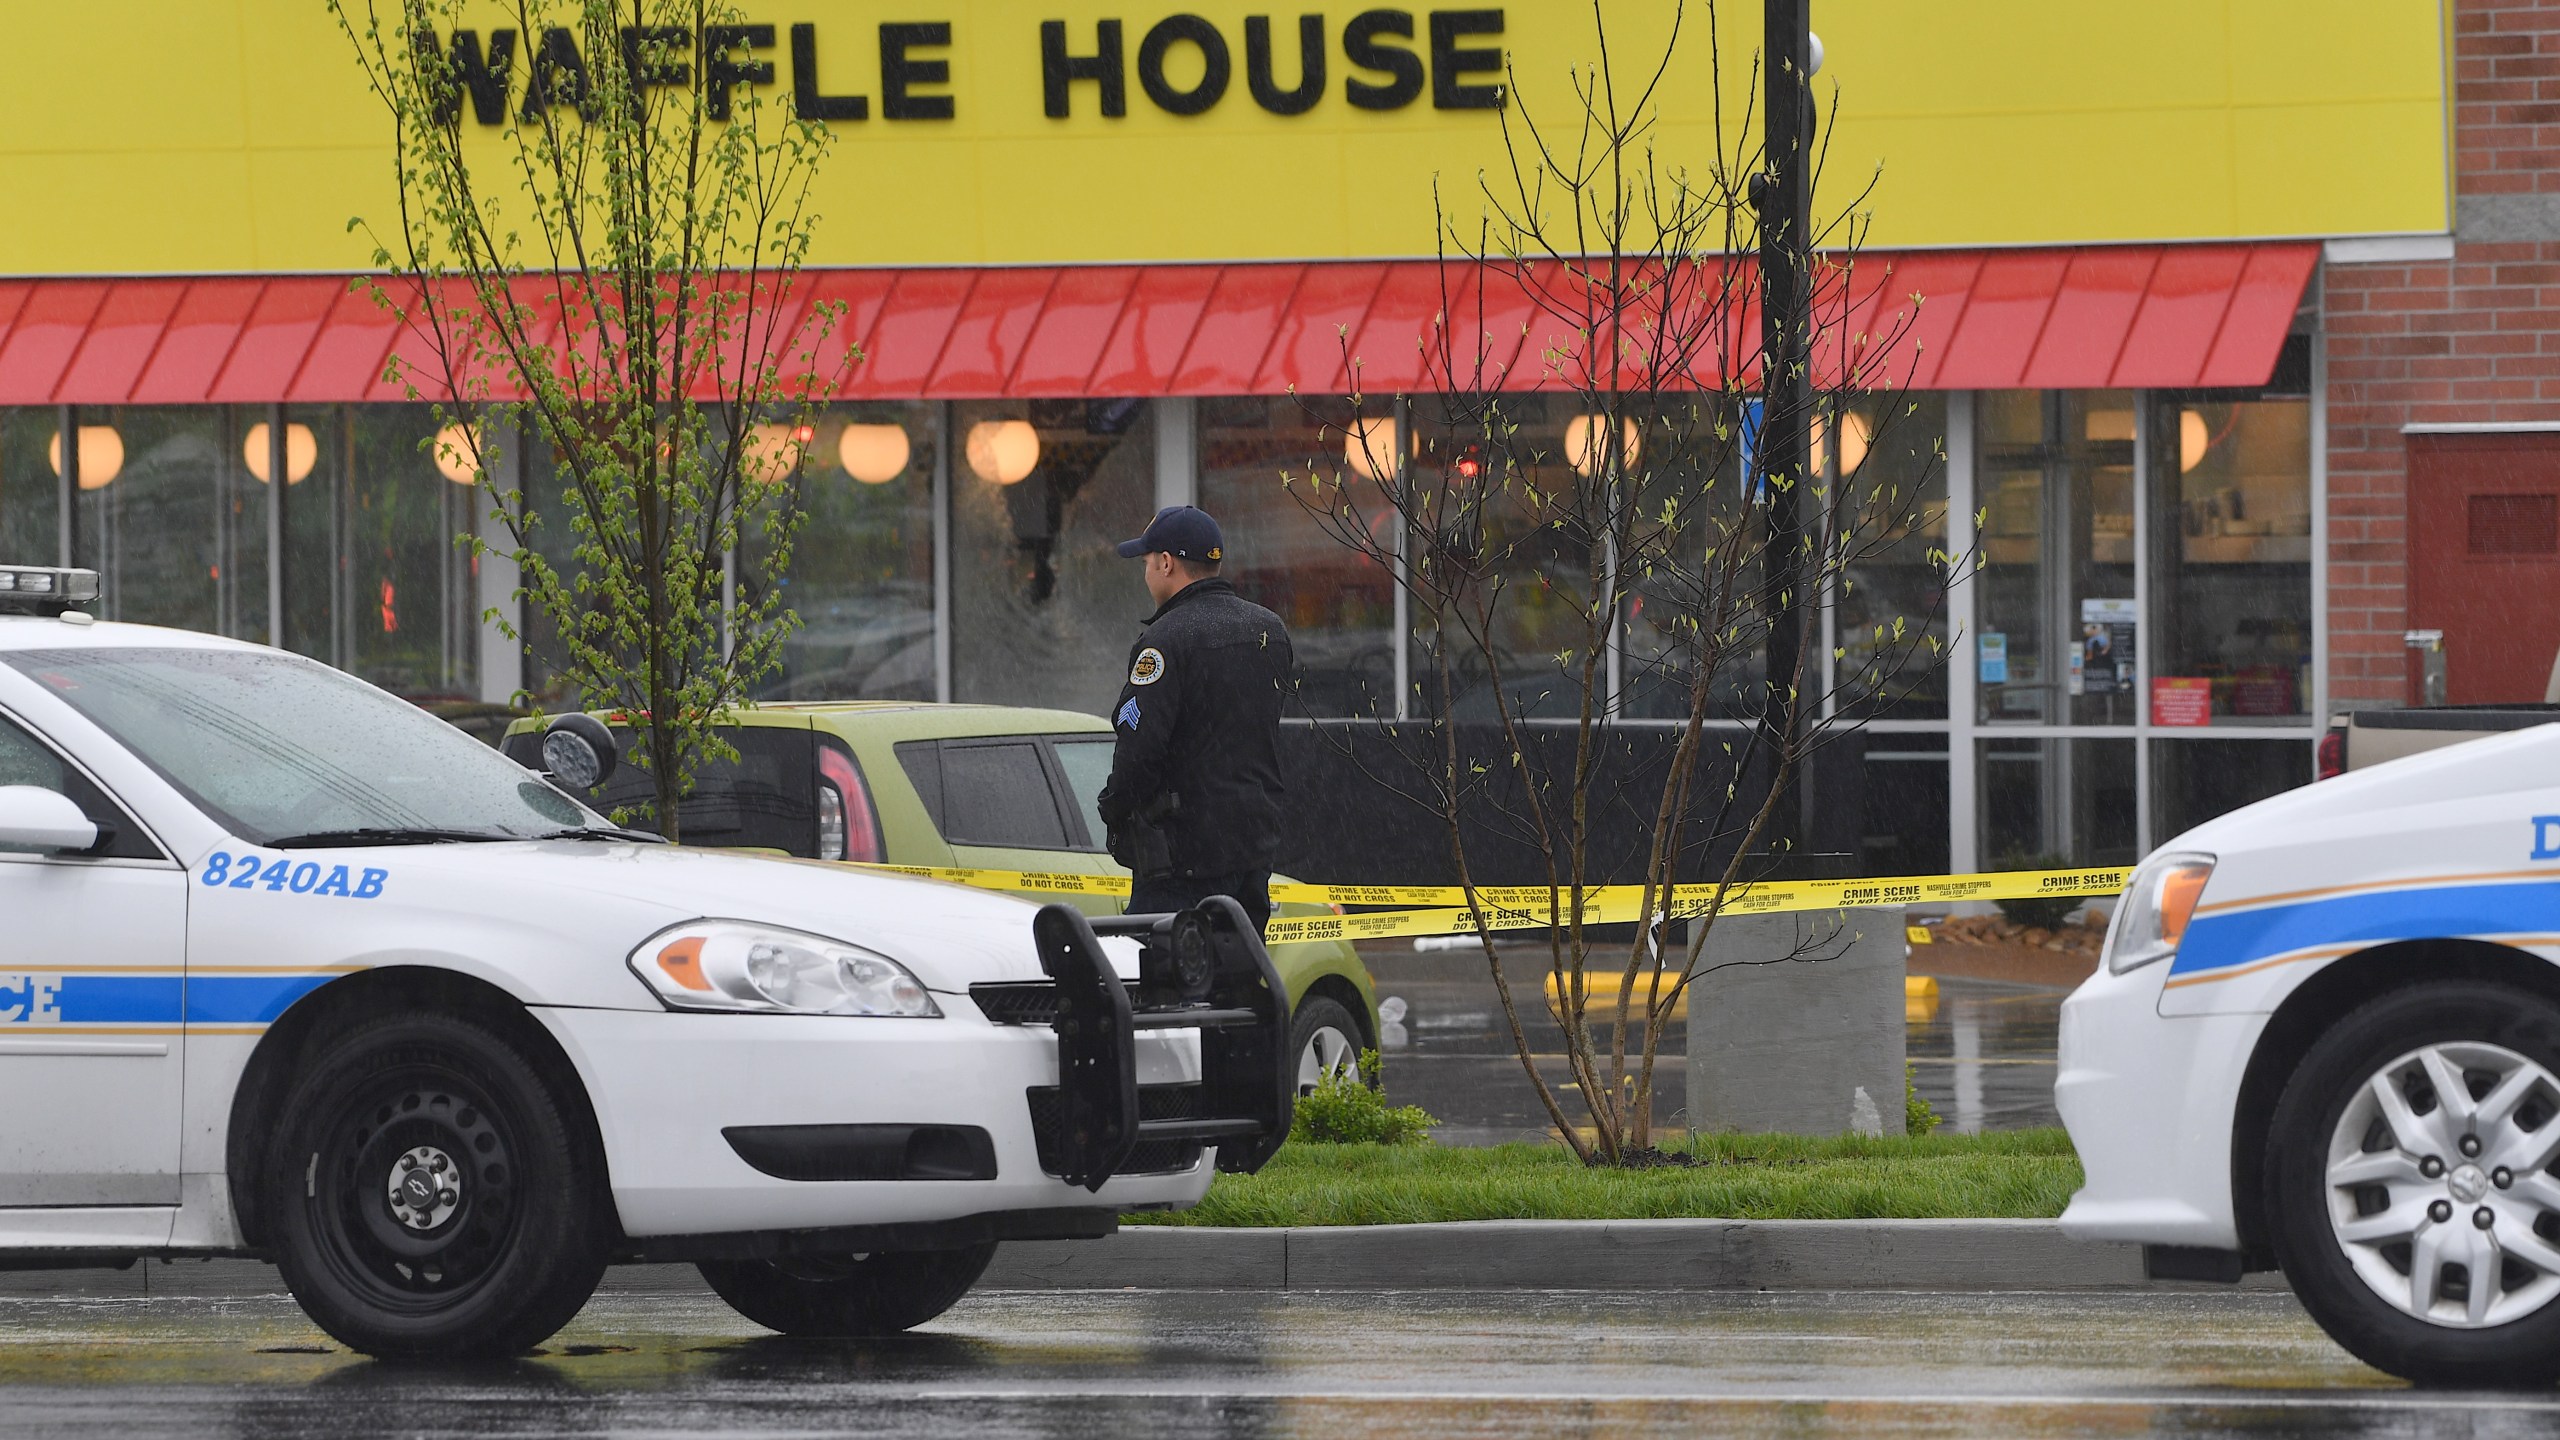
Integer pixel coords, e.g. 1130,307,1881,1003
2324,0,2560,705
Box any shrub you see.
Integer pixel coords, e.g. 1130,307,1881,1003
1991,852,2079,930
1906,1062,1941,1136
1290,1050,1437,1146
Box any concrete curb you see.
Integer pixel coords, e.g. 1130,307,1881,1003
0,1222,2287,1298
977,1219,2293,1292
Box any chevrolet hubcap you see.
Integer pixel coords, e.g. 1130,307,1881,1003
387,1145,463,1232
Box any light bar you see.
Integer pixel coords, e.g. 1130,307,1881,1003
0,566,101,609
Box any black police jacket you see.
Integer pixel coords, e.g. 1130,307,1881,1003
1096,578,1293,880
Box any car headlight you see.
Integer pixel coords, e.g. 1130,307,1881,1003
629,922,942,1017
2104,853,2215,975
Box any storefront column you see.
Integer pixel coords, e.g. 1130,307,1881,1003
2308,304,2330,739
1391,395,1412,723
932,401,953,704
1154,398,1196,511
1944,391,1979,873
2130,391,2155,858
54,406,75,569
266,403,288,650
474,419,523,706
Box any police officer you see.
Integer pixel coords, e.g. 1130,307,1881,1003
1097,505,1293,932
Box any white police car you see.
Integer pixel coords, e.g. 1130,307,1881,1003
0,565,1289,1358
2061,724,2560,1385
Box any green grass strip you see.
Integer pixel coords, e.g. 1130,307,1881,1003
1126,1129,2083,1227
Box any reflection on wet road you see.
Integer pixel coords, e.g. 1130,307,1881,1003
1367,945,2066,1143
1907,979,2064,1134
0,1279,2543,1437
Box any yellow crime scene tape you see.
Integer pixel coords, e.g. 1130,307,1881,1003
846,862,2131,947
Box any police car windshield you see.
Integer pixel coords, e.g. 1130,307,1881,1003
1,647,607,845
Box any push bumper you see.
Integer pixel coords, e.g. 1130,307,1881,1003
1021,897,1293,1189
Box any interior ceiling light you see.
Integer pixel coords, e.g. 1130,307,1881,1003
244,422,317,485
838,423,912,484
46,426,125,491
965,419,1040,485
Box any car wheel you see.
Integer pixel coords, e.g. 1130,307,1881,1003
698,1245,998,1336
263,1012,611,1359
2266,980,2560,1386
1290,996,1366,1097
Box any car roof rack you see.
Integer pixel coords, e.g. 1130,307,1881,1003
0,566,101,617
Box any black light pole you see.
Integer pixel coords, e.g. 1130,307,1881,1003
1755,0,1815,848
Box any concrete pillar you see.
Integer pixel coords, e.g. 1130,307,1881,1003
1155,397,1196,511
1686,908,1908,1136
474,421,524,705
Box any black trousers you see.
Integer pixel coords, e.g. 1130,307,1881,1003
1128,869,1272,935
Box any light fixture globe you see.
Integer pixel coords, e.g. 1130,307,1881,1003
1343,415,1403,481
47,425,125,491
432,423,482,485
2179,408,2210,474
244,422,317,485
965,419,1040,485
837,422,912,484
1812,410,1873,476
1564,414,1641,477
1838,410,1872,474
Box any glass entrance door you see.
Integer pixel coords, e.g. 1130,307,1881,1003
1973,392,2140,868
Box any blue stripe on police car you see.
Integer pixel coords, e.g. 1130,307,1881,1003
0,973,335,1027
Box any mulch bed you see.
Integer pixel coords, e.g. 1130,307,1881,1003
1909,912,2108,989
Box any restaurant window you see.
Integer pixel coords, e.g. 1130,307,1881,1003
0,411,58,568
2152,737,2310,841
70,406,257,640
1833,393,1951,720
2146,390,2313,726
1976,391,2140,726
1813,736,1951,876
286,406,479,700
1613,394,1768,722
949,398,1157,716
517,429,582,708
1197,396,1396,718
748,402,939,702
1404,394,1609,722
1979,735,2139,869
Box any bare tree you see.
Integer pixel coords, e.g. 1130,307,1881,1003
332,0,846,837
1290,1,1954,1163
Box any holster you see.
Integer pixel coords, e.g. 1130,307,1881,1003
1107,790,1181,878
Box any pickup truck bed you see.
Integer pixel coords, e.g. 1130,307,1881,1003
2336,704,2560,772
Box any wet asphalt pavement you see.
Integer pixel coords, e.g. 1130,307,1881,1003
0,1277,2547,1437
1369,946,2065,1143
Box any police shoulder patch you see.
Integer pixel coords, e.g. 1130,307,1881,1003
1129,647,1167,686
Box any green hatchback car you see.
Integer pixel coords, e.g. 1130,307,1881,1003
503,703,1377,1095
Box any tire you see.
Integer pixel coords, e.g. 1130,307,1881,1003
1289,995,1366,1097
2265,980,2560,1386
262,1011,611,1359
697,1244,997,1336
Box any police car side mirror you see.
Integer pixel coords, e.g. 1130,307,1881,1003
0,786,99,854
540,714,618,792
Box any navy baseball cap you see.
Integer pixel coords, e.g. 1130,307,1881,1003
1114,505,1224,562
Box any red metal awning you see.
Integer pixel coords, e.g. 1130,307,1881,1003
0,242,2317,406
